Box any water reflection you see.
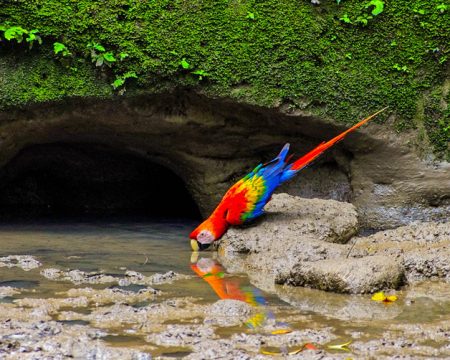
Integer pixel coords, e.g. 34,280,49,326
190,254,289,332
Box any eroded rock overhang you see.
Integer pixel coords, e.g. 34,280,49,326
0,92,448,227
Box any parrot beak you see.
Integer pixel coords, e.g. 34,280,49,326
190,239,211,251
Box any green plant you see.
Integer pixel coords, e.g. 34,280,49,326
436,4,448,13
25,29,42,48
53,42,71,56
87,42,116,67
246,12,255,20
191,69,209,80
3,26,28,42
339,14,352,24
0,25,41,49
393,63,408,72
180,58,190,69
413,8,426,15
112,71,137,89
355,14,373,26
365,0,384,16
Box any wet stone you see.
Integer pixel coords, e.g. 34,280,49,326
146,324,215,347
220,194,449,294
0,255,41,271
276,255,405,294
0,318,150,359
40,267,190,286
0,286,20,298
204,299,254,327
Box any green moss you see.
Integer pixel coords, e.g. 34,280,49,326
0,49,112,107
0,0,449,158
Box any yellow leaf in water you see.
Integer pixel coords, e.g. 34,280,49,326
371,291,398,303
327,340,352,351
261,349,280,355
371,291,386,301
386,295,398,302
271,328,292,335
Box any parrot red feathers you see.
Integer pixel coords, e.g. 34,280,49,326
190,108,387,251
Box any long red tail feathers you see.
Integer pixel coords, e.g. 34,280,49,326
290,107,388,171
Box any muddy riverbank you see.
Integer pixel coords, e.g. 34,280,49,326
0,220,449,359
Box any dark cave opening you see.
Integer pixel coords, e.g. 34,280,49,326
0,143,201,220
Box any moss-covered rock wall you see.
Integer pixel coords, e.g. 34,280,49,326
0,0,449,159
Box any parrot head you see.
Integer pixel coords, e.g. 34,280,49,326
189,216,229,251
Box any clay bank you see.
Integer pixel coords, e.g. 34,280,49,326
0,93,448,228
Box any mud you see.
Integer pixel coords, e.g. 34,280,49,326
0,317,151,360
2,260,450,359
1,219,449,358
40,267,190,286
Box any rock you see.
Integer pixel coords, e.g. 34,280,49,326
40,268,118,284
351,222,450,283
0,255,41,271
221,194,359,253
124,270,191,285
64,287,159,305
204,299,254,327
276,255,405,294
0,317,150,359
219,193,362,293
60,298,208,332
220,195,449,294
40,267,190,285
0,286,20,298
146,324,215,347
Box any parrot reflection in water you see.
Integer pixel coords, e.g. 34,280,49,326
190,108,387,251
190,256,288,331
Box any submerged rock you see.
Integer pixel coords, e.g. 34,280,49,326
40,267,190,286
0,255,41,271
0,286,20,298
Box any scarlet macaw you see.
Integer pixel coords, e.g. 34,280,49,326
190,108,387,250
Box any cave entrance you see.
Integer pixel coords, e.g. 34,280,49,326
0,143,201,220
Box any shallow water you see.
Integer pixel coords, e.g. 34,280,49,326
0,220,449,358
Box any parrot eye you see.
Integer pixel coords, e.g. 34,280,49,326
197,230,214,244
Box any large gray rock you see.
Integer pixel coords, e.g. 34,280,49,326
221,193,359,253
219,194,449,294
276,255,405,294
351,222,450,283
